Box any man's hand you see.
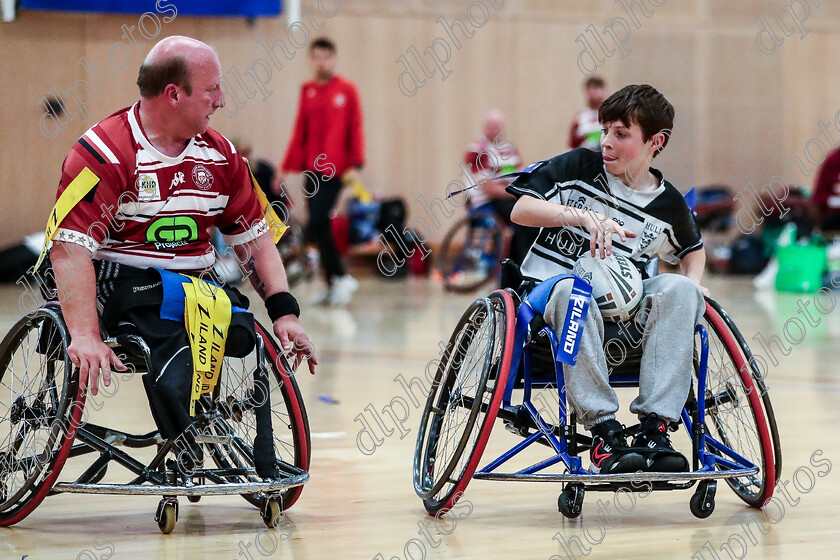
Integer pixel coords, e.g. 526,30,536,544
67,334,126,396
585,215,637,259
273,315,318,375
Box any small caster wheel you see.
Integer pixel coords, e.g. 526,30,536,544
690,480,716,519
558,483,585,519
187,495,201,503
156,498,179,534
261,497,283,528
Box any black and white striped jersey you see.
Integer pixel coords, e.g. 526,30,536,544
506,148,703,283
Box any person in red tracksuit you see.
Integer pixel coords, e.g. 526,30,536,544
279,37,365,306
812,146,840,231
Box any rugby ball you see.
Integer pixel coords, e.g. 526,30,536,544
573,254,643,322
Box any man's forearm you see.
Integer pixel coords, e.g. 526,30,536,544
51,241,100,339
234,233,291,300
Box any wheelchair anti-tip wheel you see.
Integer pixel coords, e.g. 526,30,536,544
558,483,585,519
696,301,779,507
413,289,514,514
439,213,506,293
204,322,311,512
0,305,84,526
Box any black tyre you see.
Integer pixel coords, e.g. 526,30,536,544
696,301,777,507
0,305,83,526
414,290,514,514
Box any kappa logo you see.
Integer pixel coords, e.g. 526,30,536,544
171,171,185,189
192,164,214,190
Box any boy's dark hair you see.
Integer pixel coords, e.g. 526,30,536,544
584,76,605,88
599,84,674,156
310,37,336,54
137,56,192,98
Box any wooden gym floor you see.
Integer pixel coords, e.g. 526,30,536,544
0,272,838,560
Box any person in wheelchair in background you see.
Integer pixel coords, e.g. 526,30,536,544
464,110,534,265
506,84,707,474
44,36,317,478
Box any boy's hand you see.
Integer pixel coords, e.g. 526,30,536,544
587,217,637,259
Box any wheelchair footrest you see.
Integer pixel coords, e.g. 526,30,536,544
472,467,757,483
51,471,309,496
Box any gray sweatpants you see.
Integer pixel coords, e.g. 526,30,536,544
544,273,705,430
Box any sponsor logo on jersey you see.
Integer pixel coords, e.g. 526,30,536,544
192,164,214,190
334,93,346,107
136,173,161,202
171,171,186,189
146,216,199,249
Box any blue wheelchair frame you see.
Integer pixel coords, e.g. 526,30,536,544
473,275,761,484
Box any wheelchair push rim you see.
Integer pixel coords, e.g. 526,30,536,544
0,306,85,526
413,290,514,514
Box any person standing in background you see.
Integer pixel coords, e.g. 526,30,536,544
279,37,364,305
568,76,608,151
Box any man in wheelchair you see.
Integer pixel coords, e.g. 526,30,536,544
506,85,707,474
42,36,317,478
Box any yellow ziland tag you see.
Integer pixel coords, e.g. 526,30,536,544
245,160,286,244
34,166,101,270
183,277,232,416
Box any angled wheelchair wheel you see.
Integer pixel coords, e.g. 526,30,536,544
0,304,85,526
414,289,514,514
696,300,778,507
204,321,310,512
278,219,315,289
439,213,506,293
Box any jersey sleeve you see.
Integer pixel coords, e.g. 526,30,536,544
281,86,308,173
506,150,584,200
215,150,269,246
52,140,125,254
658,187,704,264
346,82,365,169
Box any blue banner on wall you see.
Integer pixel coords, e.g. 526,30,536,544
21,0,281,17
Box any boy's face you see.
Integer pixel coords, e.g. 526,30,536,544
600,119,663,187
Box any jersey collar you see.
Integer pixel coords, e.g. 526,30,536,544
602,165,665,204
128,102,197,165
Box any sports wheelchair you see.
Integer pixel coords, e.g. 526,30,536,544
413,274,781,519
0,300,310,533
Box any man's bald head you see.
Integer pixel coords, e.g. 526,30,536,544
137,36,218,98
484,109,505,140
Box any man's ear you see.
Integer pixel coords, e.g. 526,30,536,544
163,83,180,106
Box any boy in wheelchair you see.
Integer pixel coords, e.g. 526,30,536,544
507,84,707,474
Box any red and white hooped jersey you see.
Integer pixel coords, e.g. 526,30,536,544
53,103,267,271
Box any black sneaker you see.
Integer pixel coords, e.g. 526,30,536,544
589,419,646,473
632,416,689,472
